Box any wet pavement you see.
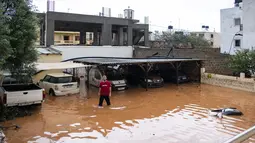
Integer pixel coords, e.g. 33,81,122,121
2,83,255,143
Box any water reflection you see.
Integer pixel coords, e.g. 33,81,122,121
3,84,255,143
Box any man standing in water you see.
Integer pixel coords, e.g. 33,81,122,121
98,75,111,108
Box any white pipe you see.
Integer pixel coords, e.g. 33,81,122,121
224,125,255,143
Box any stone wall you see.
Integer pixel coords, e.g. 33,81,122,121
201,72,255,93
133,47,233,75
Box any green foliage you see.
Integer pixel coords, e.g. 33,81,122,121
229,49,255,77
207,73,212,78
154,31,212,48
0,2,12,68
0,0,38,75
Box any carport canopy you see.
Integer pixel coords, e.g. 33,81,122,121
72,57,203,91
36,62,90,71
73,57,201,65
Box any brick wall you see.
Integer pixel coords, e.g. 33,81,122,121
134,47,233,75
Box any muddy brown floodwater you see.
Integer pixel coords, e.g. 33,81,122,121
2,84,255,143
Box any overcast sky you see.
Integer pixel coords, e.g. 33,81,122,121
33,0,234,32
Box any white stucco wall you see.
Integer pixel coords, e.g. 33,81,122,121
243,0,255,50
211,32,221,48
54,46,133,61
190,32,221,48
220,6,243,54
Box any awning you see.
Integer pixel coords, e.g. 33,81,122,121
36,62,90,71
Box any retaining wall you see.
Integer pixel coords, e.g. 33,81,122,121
201,72,255,93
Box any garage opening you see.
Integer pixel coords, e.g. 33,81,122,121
72,57,202,91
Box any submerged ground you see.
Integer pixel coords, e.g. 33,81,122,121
2,84,255,143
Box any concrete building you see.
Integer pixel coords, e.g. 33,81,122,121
54,31,80,45
37,47,62,63
37,11,149,47
221,0,255,54
220,0,243,54
242,0,255,51
190,31,221,48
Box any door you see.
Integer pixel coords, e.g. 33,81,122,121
39,75,51,93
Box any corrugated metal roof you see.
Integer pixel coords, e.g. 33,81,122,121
37,47,62,55
74,57,202,65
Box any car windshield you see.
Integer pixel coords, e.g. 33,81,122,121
2,75,32,85
57,77,72,83
105,69,123,80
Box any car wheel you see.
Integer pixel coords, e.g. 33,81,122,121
49,89,55,96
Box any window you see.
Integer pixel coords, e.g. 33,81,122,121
63,36,69,41
75,36,80,41
211,34,214,38
190,33,196,36
199,34,204,38
43,75,51,82
3,76,17,85
211,42,214,46
89,33,93,40
95,71,101,80
240,24,243,31
235,39,241,47
234,18,241,26
57,77,72,83
49,77,58,83
105,69,123,80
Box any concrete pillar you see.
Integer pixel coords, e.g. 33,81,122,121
79,31,85,45
118,27,124,46
127,26,133,46
45,14,54,47
84,32,87,45
240,73,245,79
144,28,149,47
201,68,205,73
101,24,112,45
40,23,45,46
93,29,98,45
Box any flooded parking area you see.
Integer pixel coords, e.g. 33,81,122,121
3,84,255,143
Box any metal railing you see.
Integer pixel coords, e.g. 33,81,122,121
224,125,255,143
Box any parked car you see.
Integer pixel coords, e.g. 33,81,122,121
89,67,128,91
0,73,45,107
161,70,189,83
38,73,79,96
140,74,164,88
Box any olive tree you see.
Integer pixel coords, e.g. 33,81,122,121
0,0,39,120
0,0,38,76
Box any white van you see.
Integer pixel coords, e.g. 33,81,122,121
89,66,127,91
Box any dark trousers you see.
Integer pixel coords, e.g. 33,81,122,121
98,95,111,106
